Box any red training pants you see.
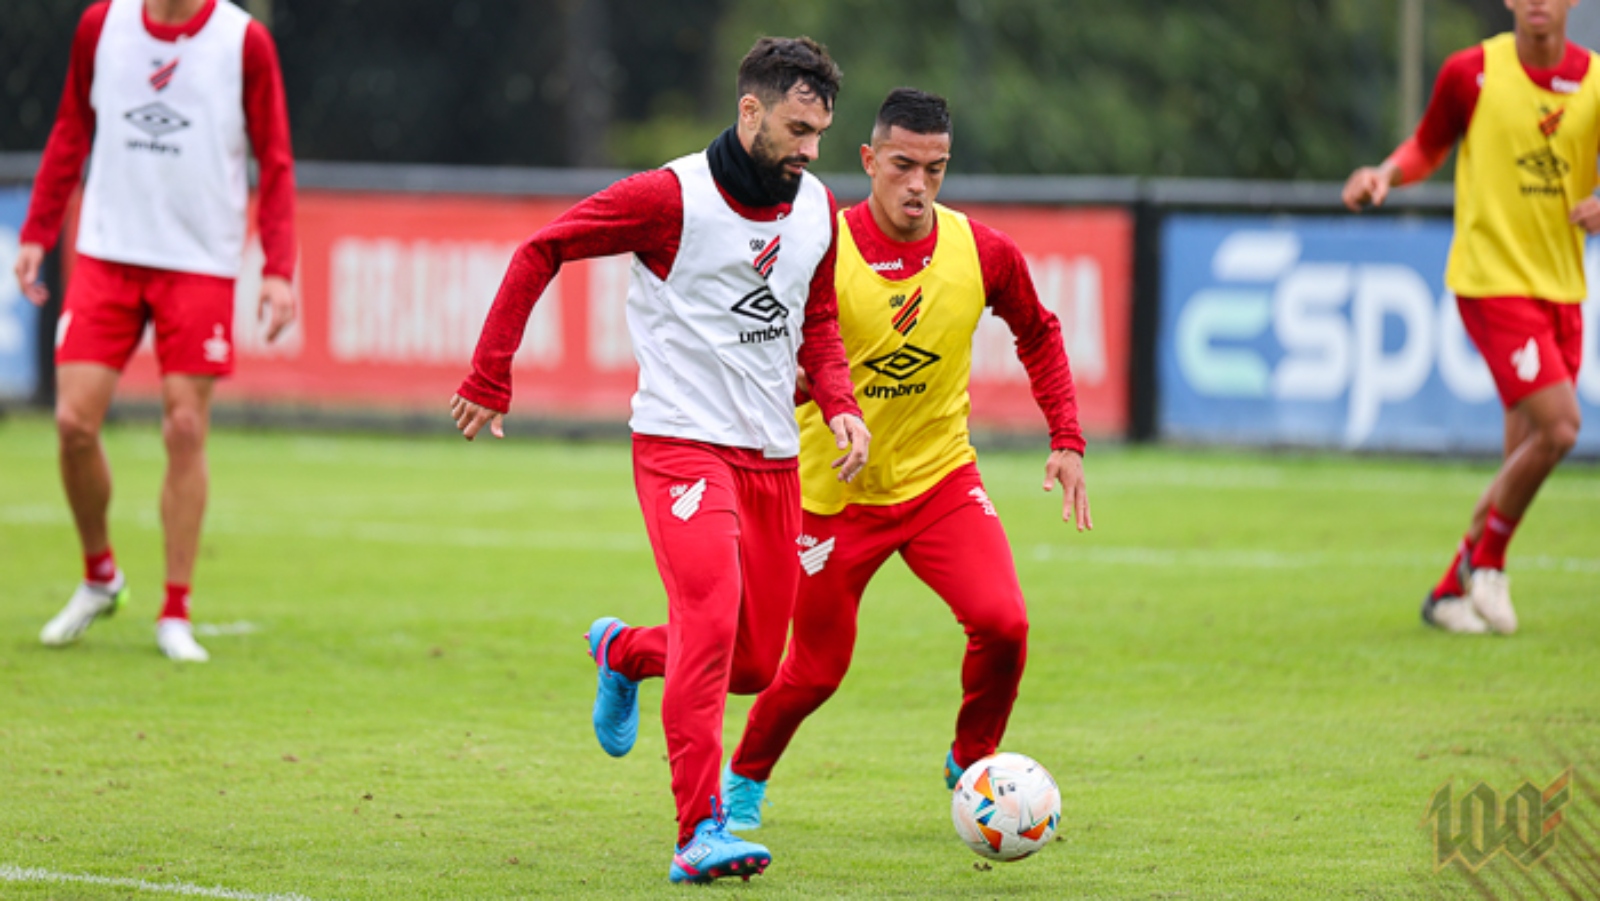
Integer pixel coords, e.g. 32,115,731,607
730,462,1029,782
605,435,801,845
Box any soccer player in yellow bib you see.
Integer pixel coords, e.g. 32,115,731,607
720,89,1092,826
1343,0,1600,634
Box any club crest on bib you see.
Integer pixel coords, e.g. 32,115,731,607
150,58,178,92
751,235,781,279
890,286,924,336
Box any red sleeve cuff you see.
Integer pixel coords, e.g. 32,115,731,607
455,377,510,415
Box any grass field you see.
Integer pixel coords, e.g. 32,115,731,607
1,412,1597,899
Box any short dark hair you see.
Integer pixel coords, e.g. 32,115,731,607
737,36,842,111
873,88,952,141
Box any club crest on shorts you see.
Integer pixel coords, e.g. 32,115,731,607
670,479,707,521
969,487,998,518
1512,337,1541,382
796,534,836,576
203,324,231,364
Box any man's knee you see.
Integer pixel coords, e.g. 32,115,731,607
973,607,1029,655
1539,416,1580,459
162,406,209,456
728,659,780,696
55,405,102,455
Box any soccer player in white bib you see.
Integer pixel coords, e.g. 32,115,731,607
14,0,297,662
450,38,870,884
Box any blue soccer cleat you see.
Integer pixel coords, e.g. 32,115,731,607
944,749,966,790
669,806,772,884
721,764,768,831
585,616,638,757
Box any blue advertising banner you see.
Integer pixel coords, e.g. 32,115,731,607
1159,214,1600,453
0,187,38,400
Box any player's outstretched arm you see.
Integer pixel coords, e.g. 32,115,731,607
828,413,871,482
1342,162,1402,211
1043,449,1092,532
450,394,505,441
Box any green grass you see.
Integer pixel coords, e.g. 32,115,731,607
1,412,1597,899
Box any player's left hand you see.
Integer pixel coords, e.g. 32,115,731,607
828,413,871,483
1570,196,1600,234
1043,449,1092,532
259,275,296,343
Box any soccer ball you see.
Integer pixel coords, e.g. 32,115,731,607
950,752,1061,861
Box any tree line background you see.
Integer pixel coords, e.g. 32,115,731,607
0,0,1542,179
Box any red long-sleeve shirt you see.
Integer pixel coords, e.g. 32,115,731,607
1388,40,1592,182
21,0,297,279
840,202,1085,454
458,167,862,427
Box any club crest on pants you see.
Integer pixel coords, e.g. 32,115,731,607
670,479,707,521
797,534,835,575
970,487,998,517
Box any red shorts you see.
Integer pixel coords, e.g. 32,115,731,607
57,254,236,377
1456,295,1583,409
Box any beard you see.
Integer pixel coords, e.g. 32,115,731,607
750,128,805,203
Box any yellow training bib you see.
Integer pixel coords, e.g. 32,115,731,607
1447,33,1600,303
798,205,986,514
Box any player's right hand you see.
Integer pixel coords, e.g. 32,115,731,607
450,394,505,441
1341,166,1391,211
12,242,48,306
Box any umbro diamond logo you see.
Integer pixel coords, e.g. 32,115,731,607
797,535,836,576
1512,337,1541,383
670,479,707,521
864,344,941,381
753,235,781,279
125,102,190,138
732,285,789,323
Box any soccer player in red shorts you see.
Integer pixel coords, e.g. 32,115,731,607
14,0,296,661
717,88,1092,829
450,38,869,884
1343,0,1597,634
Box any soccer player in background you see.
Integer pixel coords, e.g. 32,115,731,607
450,37,870,884
1343,0,1597,635
717,88,1092,829
14,0,297,662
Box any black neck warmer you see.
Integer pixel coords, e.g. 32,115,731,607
706,126,798,207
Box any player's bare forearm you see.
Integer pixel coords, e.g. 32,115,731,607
828,413,870,483
450,394,505,441
1042,449,1092,532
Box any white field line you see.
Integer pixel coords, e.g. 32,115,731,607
0,864,319,901
5,504,1598,572
1028,544,1600,573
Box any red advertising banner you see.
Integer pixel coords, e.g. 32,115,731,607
102,190,1131,436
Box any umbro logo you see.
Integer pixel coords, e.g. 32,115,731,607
125,102,190,138
864,344,940,381
732,285,789,323
670,479,707,521
797,535,836,576
752,234,781,279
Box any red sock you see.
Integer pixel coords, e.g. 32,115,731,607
160,583,191,621
1470,507,1520,572
85,549,117,584
1430,536,1472,600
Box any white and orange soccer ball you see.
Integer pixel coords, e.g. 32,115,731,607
950,752,1061,861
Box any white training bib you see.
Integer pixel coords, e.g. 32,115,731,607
78,0,252,278
626,153,833,458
